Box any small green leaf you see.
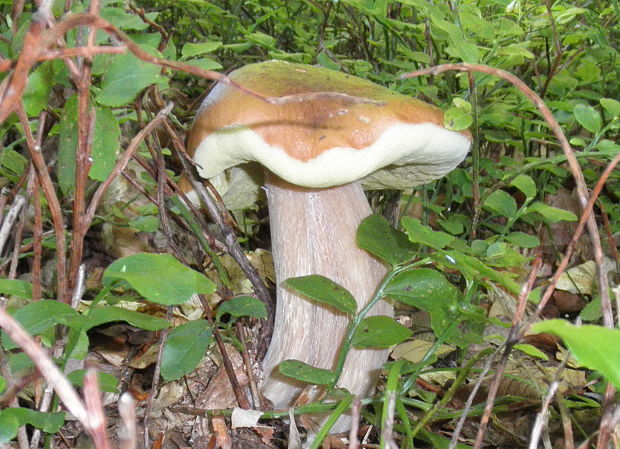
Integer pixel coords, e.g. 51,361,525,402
0,411,18,442
443,107,473,131
505,232,540,248
2,301,78,349
0,148,28,176
23,62,55,117
58,100,121,193
83,307,170,332
352,316,412,349
510,174,537,199
526,202,577,223
483,190,517,217
401,217,454,250
161,320,212,381
184,58,223,71
96,51,167,107
0,279,32,298
89,106,121,182
514,343,549,361
181,41,222,59
129,215,159,232
216,296,267,321
385,267,484,347
103,253,215,305
278,359,335,385
58,95,79,195
285,275,356,315
600,98,620,118
100,7,158,30
2,408,65,433
531,320,620,389
357,214,416,265
66,370,119,393
385,268,460,306
574,104,602,134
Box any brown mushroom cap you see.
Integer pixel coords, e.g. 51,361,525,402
187,60,471,207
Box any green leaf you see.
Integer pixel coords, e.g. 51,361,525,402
129,215,159,232
58,99,121,193
278,359,335,385
0,148,28,176
161,320,212,381
531,320,620,390
96,51,167,107
573,104,602,134
356,214,416,265
510,174,537,199
89,106,121,182
352,316,412,349
247,32,276,49
66,370,119,393
385,268,460,306
443,107,473,131
2,408,65,433
103,253,215,305
401,217,454,250
0,279,32,298
505,232,540,248
216,296,267,321
57,95,79,195
183,58,223,71
600,98,620,118
100,7,158,31
514,343,548,361
23,62,55,117
181,41,222,59
483,190,517,217
437,250,521,296
0,411,18,443
285,275,357,315
83,307,170,332
446,40,479,63
385,267,484,346
2,301,78,349
526,202,577,223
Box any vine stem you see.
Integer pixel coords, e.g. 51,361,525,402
327,258,432,393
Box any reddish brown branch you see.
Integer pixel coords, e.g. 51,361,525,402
16,107,68,303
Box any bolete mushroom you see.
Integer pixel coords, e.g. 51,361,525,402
185,61,471,429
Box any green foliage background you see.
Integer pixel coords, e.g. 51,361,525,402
0,0,619,446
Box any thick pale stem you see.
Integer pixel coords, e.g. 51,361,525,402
261,176,392,429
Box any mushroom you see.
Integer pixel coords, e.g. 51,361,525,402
185,61,471,430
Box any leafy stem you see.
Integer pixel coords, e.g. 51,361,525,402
326,258,432,393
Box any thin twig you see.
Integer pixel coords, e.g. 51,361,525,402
83,369,111,449
118,393,137,449
16,106,68,303
347,398,361,449
0,195,26,255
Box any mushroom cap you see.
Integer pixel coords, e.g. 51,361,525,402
187,60,471,208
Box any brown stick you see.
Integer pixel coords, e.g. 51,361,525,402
16,107,68,303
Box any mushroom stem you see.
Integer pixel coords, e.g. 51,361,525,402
261,174,392,427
